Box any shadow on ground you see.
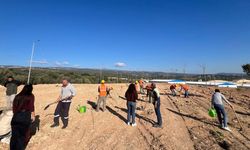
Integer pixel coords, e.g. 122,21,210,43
167,108,218,127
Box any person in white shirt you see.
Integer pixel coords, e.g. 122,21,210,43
211,89,233,132
51,78,76,129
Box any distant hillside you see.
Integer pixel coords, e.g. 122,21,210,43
0,65,248,84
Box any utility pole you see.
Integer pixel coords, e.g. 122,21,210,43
199,64,207,82
27,40,39,84
117,71,119,83
99,66,102,82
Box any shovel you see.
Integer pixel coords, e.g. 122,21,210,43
44,96,72,110
231,106,243,131
44,101,58,110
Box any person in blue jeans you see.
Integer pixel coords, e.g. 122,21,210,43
125,83,138,127
211,89,233,132
151,83,162,128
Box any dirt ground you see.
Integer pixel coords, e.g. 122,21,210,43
0,83,250,150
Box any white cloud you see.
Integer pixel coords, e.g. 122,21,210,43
62,61,69,65
55,61,62,66
115,62,126,67
55,61,70,66
73,64,80,67
32,60,49,64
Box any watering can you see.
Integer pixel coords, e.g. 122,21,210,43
77,105,87,113
208,108,217,118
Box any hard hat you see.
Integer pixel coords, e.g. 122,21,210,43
101,80,105,84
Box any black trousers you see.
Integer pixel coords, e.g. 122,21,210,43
10,112,31,150
54,102,71,126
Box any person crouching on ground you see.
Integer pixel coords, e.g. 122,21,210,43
96,80,108,112
151,83,162,128
51,78,76,129
179,84,189,98
211,89,233,132
10,84,35,150
125,83,138,127
170,84,177,96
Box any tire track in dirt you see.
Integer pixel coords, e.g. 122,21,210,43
134,87,195,149
164,95,196,145
165,87,250,150
189,93,250,149
137,119,168,150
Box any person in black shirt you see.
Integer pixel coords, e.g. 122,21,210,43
4,76,22,108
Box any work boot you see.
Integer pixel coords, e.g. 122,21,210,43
50,124,59,128
62,125,67,129
153,124,162,128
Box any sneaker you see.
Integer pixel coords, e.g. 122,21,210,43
132,123,137,127
223,127,231,132
220,124,225,129
127,122,130,125
50,124,59,128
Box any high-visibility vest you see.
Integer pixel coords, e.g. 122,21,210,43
182,85,189,91
99,84,107,97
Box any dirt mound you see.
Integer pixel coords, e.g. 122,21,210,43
0,84,249,150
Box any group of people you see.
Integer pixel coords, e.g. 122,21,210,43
1,76,234,150
170,83,189,98
90,79,162,128
169,83,233,132
125,82,162,128
2,76,35,150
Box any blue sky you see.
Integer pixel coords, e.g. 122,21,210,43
0,0,249,73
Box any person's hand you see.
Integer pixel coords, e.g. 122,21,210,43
56,97,61,102
31,115,35,122
154,101,157,108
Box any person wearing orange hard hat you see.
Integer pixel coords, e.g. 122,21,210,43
96,80,108,112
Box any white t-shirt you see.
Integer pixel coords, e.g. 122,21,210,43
61,83,76,103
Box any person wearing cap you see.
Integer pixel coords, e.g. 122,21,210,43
151,83,162,128
4,76,22,108
211,89,233,132
51,78,76,129
96,80,108,112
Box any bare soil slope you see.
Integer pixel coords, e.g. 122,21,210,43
0,84,249,150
